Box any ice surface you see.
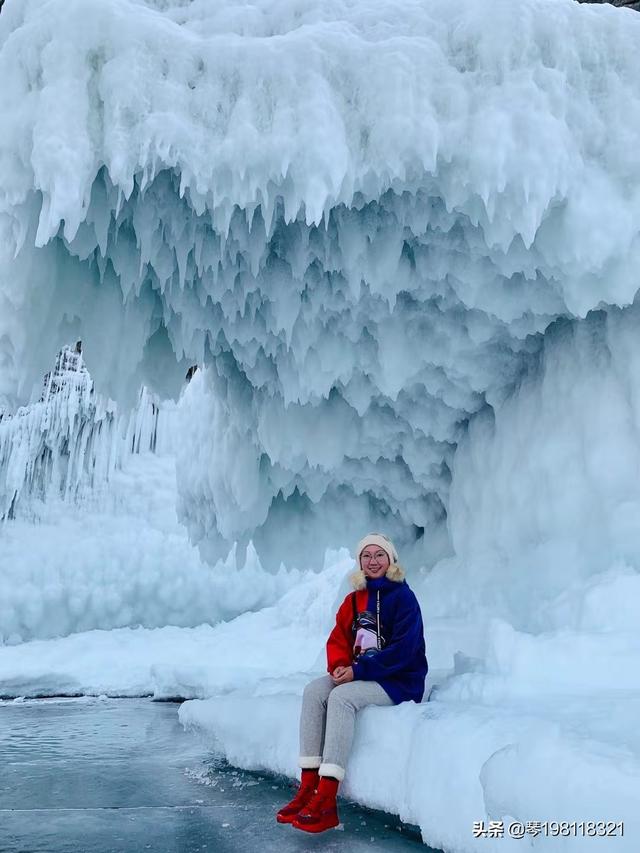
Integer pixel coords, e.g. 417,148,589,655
2,0,640,564
2,556,640,850
0,698,425,853
1,551,640,850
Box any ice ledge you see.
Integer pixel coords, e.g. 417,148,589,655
178,685,640,852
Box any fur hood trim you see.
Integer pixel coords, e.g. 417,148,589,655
349,563,405,590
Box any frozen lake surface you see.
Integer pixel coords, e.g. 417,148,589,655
0,697,435,852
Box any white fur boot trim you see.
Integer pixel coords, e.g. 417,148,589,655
299,755,322,769
319,762,345,781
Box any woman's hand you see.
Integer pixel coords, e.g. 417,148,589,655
331,666,354,685
331,666,345,682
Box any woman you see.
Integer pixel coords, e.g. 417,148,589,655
276,532,428,833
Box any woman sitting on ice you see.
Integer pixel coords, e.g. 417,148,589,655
276,532,428,833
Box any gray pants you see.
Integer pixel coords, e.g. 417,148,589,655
299,675,394,781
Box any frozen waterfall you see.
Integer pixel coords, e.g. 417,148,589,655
1,0,640,571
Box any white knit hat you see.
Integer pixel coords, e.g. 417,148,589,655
355,533,399,565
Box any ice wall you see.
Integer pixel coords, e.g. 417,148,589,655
425,304,640,633
1,0,640,567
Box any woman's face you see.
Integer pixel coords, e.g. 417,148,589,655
360,545,391,579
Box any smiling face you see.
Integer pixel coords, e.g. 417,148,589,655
359,545,391,579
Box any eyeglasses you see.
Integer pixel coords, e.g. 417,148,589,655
360,551,388,563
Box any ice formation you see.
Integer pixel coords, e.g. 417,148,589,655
0,346,295,643
0,340,173,519
1,0,640,567
3,3,640,844
444,304,640,629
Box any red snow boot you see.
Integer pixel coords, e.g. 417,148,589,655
276,768,319,824
292,775,340,833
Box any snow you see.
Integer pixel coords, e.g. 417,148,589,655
1,0,640,849
0,556,348,699
174,557,640,851
2,0,640,565
1,555,639,851
0,468,295,644
0,358,296,643
180,690,640,853
4,330,639,850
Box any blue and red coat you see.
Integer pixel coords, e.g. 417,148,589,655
326,576,428,704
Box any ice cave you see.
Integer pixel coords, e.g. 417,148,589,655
1,0,639,850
